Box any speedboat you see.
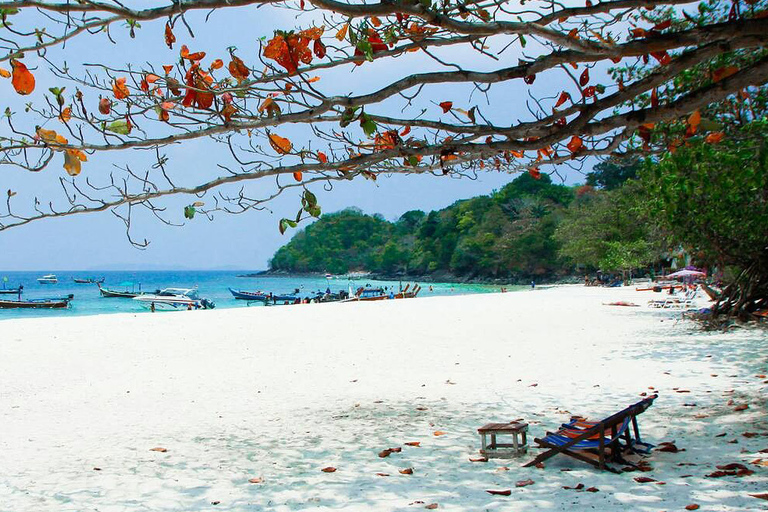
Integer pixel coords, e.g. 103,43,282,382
37,274,58,284
134,288,215,310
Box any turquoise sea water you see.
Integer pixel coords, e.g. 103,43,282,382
0,271,513,321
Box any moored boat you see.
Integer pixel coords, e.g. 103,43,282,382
0,294,73,309
37,274,58,284
134,288,215,310
97,282,146,298
73,277,105,284
228,288,298,302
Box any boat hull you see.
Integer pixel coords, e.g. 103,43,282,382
0,288,22,295
0,295,72,309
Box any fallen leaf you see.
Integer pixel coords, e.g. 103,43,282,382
516,479,534,487
405,442,421,447
248,477,263,484
399,467,414,475
750,493,768,500
657,442,680,453
563,483,584,490
685,505,700,510
433,431,447,436
586,487,599,492
379,449,393,458
375,472,389,477
150,447,168,452
633,476,656,483
469,457,488,462
425,504,438,510
486,489,511,496
321,467,337,473
734,404,749,411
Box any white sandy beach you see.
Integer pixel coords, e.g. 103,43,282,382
1,285,766,511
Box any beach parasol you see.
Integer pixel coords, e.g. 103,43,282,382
664,269,706,279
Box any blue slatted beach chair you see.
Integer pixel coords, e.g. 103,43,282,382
523,396,657,472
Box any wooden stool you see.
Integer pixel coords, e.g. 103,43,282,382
478,421,528,458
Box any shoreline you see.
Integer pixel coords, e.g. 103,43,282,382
2,286,766,511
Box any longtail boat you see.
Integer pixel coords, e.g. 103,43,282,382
0,294,73,309
73,277,105,284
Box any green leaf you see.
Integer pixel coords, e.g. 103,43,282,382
105,119,131,135
184,205,196,219
279,218,298,235
359,114,376,137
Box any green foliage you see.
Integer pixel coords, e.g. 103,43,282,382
640,122,768,272
270,173,576,280
586,156,641,191
555,182,662,272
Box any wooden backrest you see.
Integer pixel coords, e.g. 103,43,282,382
596,395,657,430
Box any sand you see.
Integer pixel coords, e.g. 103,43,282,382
0,285,766,511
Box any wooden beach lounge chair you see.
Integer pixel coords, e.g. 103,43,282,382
523,396,657,472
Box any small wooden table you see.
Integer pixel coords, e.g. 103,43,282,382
478,421,528,458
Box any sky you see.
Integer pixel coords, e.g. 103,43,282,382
0,2,591,271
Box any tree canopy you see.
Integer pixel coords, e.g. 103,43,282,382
1,0,766,244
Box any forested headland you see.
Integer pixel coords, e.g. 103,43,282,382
269,161,659,283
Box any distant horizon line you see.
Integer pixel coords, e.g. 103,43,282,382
1,268,269,273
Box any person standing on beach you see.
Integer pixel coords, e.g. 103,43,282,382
531,280,535,289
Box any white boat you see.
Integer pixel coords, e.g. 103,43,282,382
133,288,215,310
37,274,58,284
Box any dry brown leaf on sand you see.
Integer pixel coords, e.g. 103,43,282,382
399,468,414,475
685,505,700,510
516,479,534,487
248,477,263,484
486,489,511,496
321,467,337,473
425,504,439,510
150,447,168,452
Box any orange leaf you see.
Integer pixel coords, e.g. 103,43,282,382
306,76,320,83
10,59,35,95
293,171,303,181
400,125,411,136
210,59,224,70
486,489,511,496
554,91,571,109
59,107,72,123
163,65,174,75
529,167,541,179
516,479,534,487
438,101,452,113
248,477,263,484
164,22,176,49
150,447,167,452
566,135,583,154
0,67,10,78
336,23,349,41
317,151,328,163
370,16,382,27
685,505,700,511
687,110,701,130
112,77,130,99
180,45,206,61
268,133,293,155
712,66,738,82
36,127,68,146
146,74,160,84
321,467,337,473
228,56,250,82
433,431,447,436
705,132,725,144
258,97,275,113
399,468,414,474
651,88,659,108
63,149,87,176
404,441,420,447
